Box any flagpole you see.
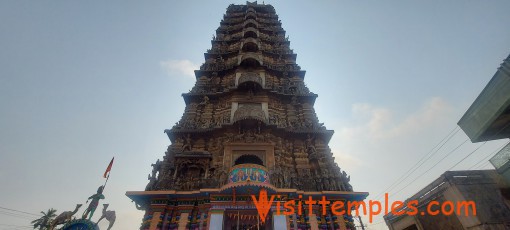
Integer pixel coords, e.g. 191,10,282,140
102,157,114,192
102,173,110,191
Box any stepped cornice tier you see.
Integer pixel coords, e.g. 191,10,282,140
212,36,290,46
164,127,334,144
180,92,318,108
141,0,356,199
128,3,365,229
196,63,303,74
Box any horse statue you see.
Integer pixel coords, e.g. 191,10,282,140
96,204,116,230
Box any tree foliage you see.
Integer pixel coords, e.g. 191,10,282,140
31,208,57,230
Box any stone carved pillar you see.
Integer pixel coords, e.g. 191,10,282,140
175,205,194,230
197,203,210,230
208,209,224,230
335,215,347,230
309,212,318,230
162,209,170,229
177,213,189,230
273,212,288,230
290,214,298,230
197,211,205,230
149,211,161,230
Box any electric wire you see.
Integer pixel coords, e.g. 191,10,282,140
475,161,492,170
367,220,385,228
391,138,469,196
0,227,32,230
0,211,34,220
446,141,487,170
463,122,510,171
0,224,31,229
468,140,509,169
392,121,510,198
373,126,460,200
0,207,40,217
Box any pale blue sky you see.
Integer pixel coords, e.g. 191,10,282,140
1,1,509,229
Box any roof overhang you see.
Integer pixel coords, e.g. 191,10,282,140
458,55,510,142
126,189,369,206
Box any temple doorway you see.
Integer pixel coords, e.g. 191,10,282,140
223,209,272,230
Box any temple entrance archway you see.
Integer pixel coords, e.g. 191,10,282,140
234,154,264,166
223,209,271,230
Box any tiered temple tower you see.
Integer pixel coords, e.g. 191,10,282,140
127,2,367,230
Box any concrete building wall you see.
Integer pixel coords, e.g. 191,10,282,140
384,170,510,230
453,171,510,229
415,196,465,230
442,184,480,228
387,215,421,230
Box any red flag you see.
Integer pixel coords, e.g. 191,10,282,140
103,157,114,178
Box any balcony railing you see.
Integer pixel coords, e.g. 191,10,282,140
490,142,510,171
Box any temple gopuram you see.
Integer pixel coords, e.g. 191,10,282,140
126,2,368,230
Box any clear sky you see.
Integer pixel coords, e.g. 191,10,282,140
1,1,509,229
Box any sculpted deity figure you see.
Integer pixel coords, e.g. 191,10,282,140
189,102,198,111
342,171,350,182
244,129,255,143
223,114,230,124
150,159,161,179
233,132,245,142
218,169,228,186
253,132,265,142
247,89,254,100
202,118,211,128
173,136,183,145
264,133,273,143
291,96,298,105
291,176,301,189
276,137,283,150
285,141,293,154
207,139,217,153
282,168,292,188
145,174,157,191
182,134,192,152
82,186,105,220
305,134,317,155
315,176,323,191
321,168,329,178
328,178,337,191
268,169,278,187
200,96,210,105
